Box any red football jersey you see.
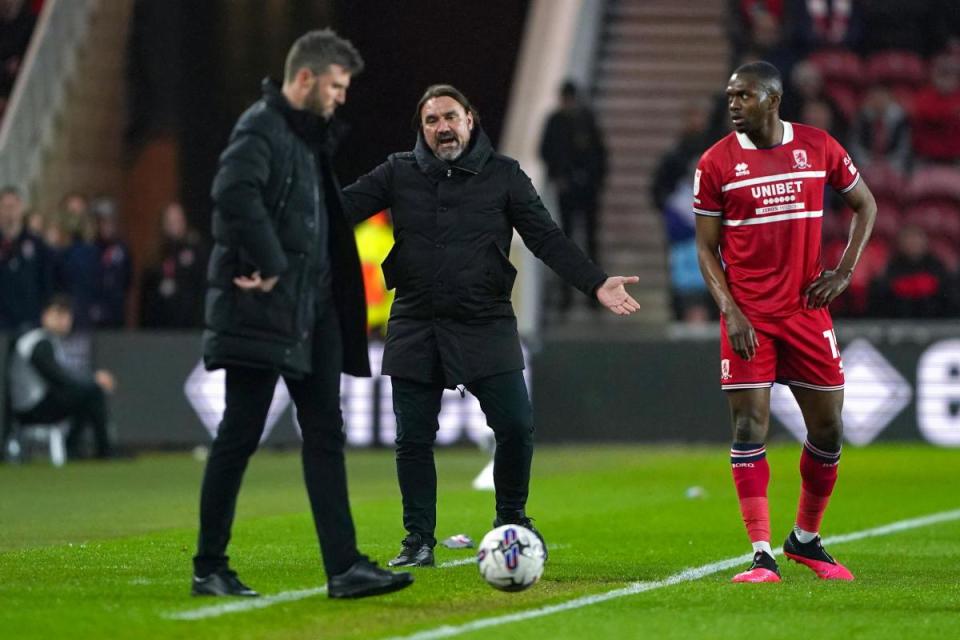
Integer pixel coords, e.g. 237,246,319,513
693,121,860,319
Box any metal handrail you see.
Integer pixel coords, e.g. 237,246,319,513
0,0,96,201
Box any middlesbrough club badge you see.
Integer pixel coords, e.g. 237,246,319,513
792,149,810,169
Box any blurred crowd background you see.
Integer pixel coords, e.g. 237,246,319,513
2,0,959,337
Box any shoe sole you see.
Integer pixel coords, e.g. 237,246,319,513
328,577,414,599
784,552,855,580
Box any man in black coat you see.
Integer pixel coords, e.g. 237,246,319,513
343,85,640,567
539,81,608,311
0,186,53,331
193,29,412,599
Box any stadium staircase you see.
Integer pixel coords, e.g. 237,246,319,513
0,0,133,214
592,0,729,324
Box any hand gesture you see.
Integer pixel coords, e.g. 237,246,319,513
804,270,851,309
725,307,758,361
233,271,279,292
596,276,641,316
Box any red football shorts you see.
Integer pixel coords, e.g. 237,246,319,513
719,307,844,391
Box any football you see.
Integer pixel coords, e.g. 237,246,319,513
476,524,546,592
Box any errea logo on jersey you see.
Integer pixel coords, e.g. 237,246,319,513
734,163,750,177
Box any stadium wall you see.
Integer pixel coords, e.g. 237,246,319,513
2,324,958,450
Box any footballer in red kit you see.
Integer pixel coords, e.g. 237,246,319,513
695,62,877,584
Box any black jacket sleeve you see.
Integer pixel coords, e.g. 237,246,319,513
29,340,96,394
342,159,394,225
506,164,607,296
211,128,288,279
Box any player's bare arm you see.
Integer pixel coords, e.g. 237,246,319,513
804,179,878,309
695,214,758,361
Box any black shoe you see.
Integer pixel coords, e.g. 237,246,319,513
731,550,782,583
387,534,435,567
783,531,854,580
191,568,259,597
328,556,414,598
493,515,548,562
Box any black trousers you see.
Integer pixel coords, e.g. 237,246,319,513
391,370,534,547
558,193,599,311
17,385,110,457
193,308,360,578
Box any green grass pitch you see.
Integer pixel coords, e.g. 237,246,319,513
2,443,959,639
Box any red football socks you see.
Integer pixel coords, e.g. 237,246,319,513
796,440,841,534
731,443,770,545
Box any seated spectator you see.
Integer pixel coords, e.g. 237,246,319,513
652,101,711,213
910,53,960,164
51,194,99,329
0,185,52,331
140,202,207,328
796,0,863,53
7,294,118,460
781,60,849,140
90,197,131,328
849,85,912,174
869,224,952,317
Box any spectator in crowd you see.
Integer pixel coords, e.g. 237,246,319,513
728,1,801,81
869,224,952,317
652,103,714,321
0,185,52,331
849,85,911,175
910,53,960,165
51,194,98,329
90,197,131,328
795,0,863,53
7,294,118,459
139,202,206,328
24,208,43,235
539,80,608,311
781,60,848,141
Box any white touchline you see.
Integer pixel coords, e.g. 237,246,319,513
163,545,570,621
166,586,328,621
384,508,960,640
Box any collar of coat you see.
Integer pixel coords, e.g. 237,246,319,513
260,78,345,150
413,126,493,179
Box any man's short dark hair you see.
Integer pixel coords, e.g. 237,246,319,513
0,185,22,199
560,80,578,99
284,29,364,83
733,61,784,98
43,294,73,313
411,84,481,131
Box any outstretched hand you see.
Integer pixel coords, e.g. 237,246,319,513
596,276,641,316
233,271,279,293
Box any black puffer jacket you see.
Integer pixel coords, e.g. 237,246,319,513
343,128,606,386
203,79,369,378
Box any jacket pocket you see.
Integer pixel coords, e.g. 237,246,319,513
490,243,517,295
380,238,403,290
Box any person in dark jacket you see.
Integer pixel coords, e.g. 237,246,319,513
868,224,951,318
7,295,116,459
343,84,640,568
539,81,608,311
0,185,53,331
193,29,412,600
140,202,206,328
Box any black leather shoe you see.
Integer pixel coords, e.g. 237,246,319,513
191,568,259,597
328,557,414,598
387,534,435,567
494,515,548,562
